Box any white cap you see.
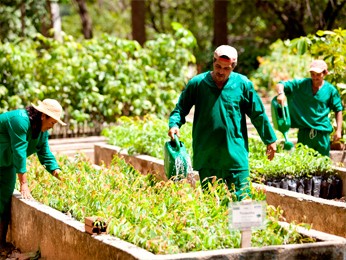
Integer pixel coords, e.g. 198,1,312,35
214,45,238,63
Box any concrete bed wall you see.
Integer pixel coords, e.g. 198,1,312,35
94,143,346,238
10,191,155,260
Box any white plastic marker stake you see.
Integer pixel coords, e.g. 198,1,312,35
229,200,266,248
241,229,252,248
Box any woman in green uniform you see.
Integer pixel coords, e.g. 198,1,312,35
0,98,66,250
168,45,277,200
276,60,343,156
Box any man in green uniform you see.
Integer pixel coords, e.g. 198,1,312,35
276,60,343,156
0,99,66,251
168,45,277,200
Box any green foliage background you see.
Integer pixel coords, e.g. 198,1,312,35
0,24,196,128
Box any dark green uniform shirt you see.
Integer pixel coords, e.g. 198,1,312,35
280,78,343,132
169,71,277,171
0,109,59,173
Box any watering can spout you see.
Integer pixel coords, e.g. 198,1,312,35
271,96,294,151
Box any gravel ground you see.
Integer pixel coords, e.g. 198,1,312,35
0,244,40,260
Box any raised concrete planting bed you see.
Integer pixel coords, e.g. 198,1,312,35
9,179,346,260
330,149,346,167
94,143,346,238
94,143,168,181
49,136,107,163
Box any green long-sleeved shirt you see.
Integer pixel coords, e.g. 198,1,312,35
0,109,59,173
169,71,277,171
280,78,343,132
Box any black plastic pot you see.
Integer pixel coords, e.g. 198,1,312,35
303,178,312,195
272,179,281,188
312,176,322,197
265,180,272,187
327,176,343,199
320,178,330,199
288,179,297,191
296,179,304,194
280,178,289,190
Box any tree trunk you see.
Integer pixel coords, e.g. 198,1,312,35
41,1,62,41
131,0,146,46
50,1,62,42
74,0,93,39
40,0,51,37
20,2,25,37
213,0,228,48
321,0,346,30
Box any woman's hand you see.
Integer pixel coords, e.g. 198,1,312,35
17,173,33,199
52,169,62,180
20,182,33,200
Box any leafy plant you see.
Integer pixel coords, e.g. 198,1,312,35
250,39,311,94
24,154,315,254
250,143,335,182
102,116,337,183
102,114,193,159
0,24,196,132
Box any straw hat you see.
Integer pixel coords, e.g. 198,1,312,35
32,99,66,126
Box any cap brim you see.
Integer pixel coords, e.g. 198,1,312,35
309,68,324,73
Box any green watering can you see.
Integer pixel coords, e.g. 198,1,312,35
164,134,191,180
271,96,294,150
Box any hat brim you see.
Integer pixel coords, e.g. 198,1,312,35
32,103,67,126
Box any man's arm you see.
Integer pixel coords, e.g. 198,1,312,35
275,83,286,105
333,110,343,142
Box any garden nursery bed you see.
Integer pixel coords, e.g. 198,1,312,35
94,143,346,238
8,190,346,260
8,155,346,260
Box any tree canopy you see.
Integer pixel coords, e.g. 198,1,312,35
0,0,345,73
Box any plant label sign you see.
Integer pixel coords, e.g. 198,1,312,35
228,201,266,231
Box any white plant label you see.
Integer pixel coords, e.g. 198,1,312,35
229,201,266,231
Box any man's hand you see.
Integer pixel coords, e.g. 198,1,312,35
168,127,180,140
333,131,342,142
276,83,287,106
266,142,277,161
276,93,287,106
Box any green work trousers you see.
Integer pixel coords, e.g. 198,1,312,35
198,168,251,201
0,166,16,222
298,128,330,156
